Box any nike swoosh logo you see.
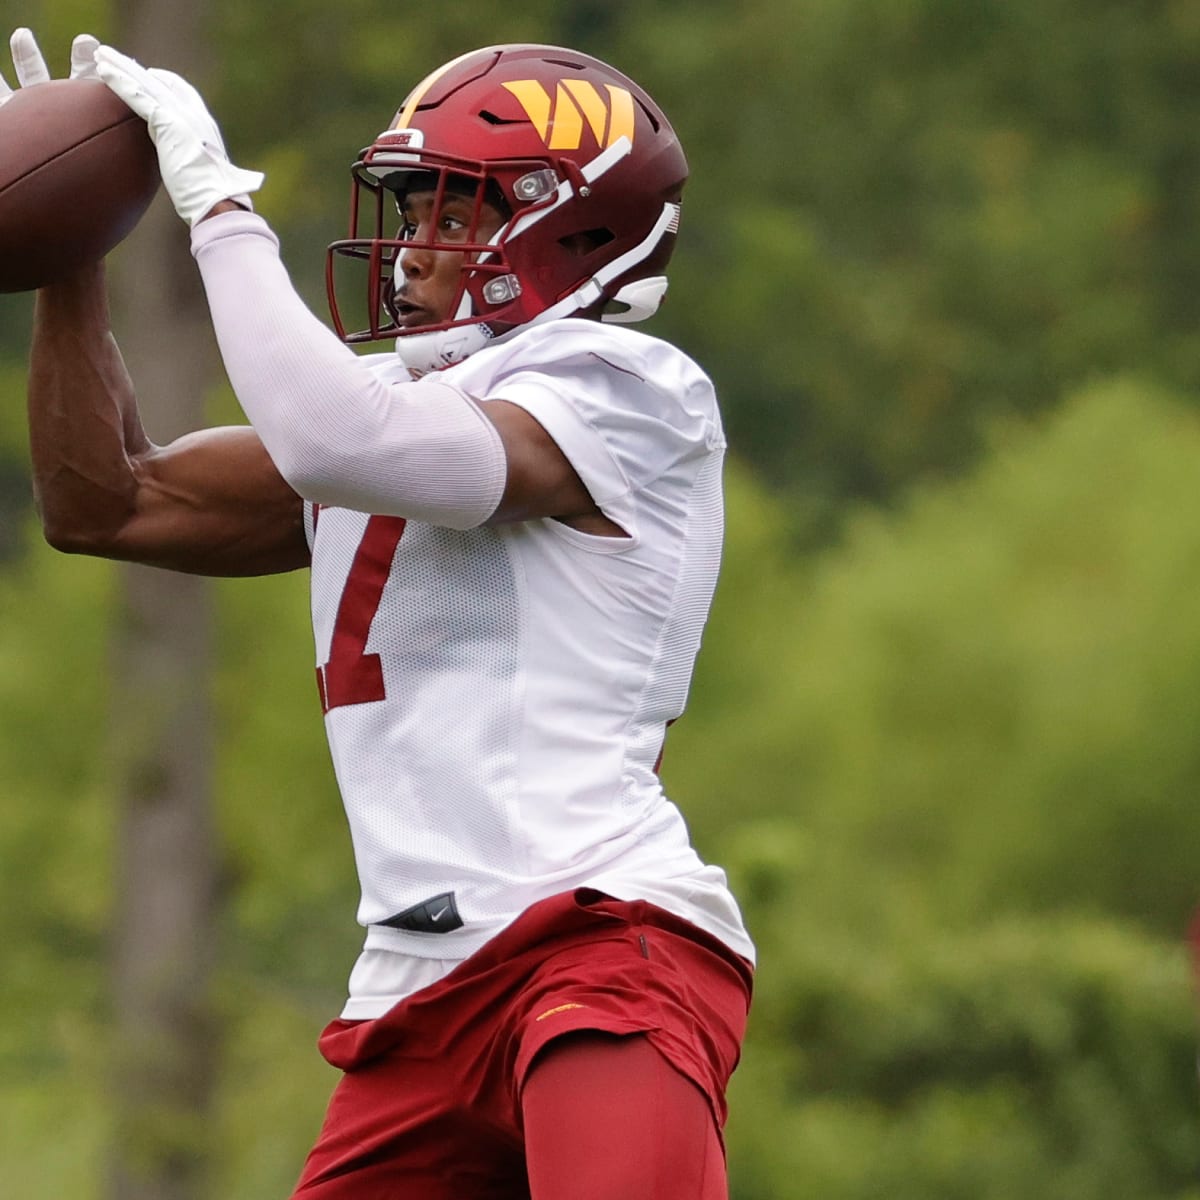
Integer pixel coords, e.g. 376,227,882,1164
430,906,450,922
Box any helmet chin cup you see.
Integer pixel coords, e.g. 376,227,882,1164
602,276,669,325
393,324,494,377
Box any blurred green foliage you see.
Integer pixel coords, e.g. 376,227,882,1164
2,0,1200,1197
4,383,1200,1197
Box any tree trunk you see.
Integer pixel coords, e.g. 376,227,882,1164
107,2,223,1198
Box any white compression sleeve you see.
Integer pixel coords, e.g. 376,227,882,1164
190,210,506,529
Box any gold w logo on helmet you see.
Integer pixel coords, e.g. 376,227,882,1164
502,80,636,151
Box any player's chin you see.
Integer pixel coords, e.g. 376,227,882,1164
394,305,437,329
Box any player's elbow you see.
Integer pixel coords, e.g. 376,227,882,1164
39,513,116,558
35,491,129,559
265,452,342,516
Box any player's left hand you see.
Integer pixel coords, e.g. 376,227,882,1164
0,27,100,104
92,44,264,227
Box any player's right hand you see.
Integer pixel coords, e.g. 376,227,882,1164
0,28,100,104
92,44,265,228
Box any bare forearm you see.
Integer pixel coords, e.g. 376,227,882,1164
27,262,308,576
28,261,150,551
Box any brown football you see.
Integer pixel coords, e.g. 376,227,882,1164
0,77,160,292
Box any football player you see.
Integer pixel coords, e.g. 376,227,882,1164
12,28,755,1199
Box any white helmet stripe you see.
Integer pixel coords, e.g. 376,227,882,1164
530,201,681,326
503,136,634,242
589,201,680,291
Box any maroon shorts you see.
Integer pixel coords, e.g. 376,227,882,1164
291,888,753,1200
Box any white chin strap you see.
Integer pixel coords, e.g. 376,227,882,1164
394,259,670,375
527,201,680,331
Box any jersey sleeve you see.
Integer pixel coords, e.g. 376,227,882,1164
191,211,506,528
482,325,726,537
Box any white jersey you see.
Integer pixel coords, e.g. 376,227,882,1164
188,213,752,1018
303,320,754,1009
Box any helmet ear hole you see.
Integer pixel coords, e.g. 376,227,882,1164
559,228,616,258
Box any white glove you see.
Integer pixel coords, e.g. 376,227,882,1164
0,27,100,103
93,44,264,228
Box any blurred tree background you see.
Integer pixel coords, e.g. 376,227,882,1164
2,0,1200,1196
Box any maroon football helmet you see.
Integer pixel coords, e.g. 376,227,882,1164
326,44,688,371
